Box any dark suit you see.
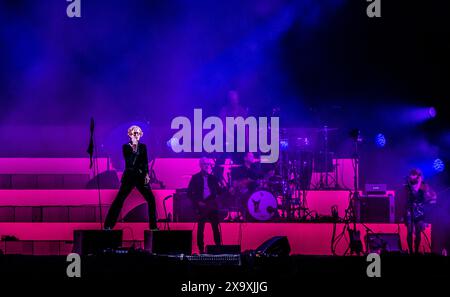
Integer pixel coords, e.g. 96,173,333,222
105,142,157,230
187,172,222,252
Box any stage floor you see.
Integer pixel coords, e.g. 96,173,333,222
1,254,449,284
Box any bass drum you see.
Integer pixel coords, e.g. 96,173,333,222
246,189,278,221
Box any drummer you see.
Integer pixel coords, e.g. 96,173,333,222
231,152,263,192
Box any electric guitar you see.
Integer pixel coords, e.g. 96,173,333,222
196,196,219,217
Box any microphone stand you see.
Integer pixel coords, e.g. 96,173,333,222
149,158,165,189
348,131,362,255
162,195,173,230
352,136,360,229
87,117,103,230
94,137,103,230
405,179,415,254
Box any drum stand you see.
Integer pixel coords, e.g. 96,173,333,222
223,172,246,222
277,149,316,221
288,161,315,221
315,126,340,190
297,186,316,221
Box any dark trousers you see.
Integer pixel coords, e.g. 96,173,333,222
406,212,426,254
406,220,425,254
197,209,221,253
105,174,157,230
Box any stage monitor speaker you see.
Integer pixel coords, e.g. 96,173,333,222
365,233,402,254
144,230,192,255
255,236,290,257
173,189,197,222
73,230,122,255
206,245,241,254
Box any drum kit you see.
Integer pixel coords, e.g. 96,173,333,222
217,126,339,222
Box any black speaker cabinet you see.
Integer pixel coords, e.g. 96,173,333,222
356,195,395,223
365,233,402,253
255,236,291,257
144,230,192,255
73,230,122,255
173,190,197,222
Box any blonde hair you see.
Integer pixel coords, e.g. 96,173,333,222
127,125,143,137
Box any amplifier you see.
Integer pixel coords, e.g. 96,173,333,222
365,233,402,253
173,189,197,222
365,184,387,196
356,194,395,223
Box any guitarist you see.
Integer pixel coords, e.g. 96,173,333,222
403,168,436,254
187,157,223,253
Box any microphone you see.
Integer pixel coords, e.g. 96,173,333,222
131,137,139,153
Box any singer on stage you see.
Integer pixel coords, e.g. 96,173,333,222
104,125,158,230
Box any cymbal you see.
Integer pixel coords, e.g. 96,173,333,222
219,164,242,168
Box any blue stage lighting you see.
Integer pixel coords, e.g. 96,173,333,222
375,133,386,147
428,107,437,118
433,158,445,172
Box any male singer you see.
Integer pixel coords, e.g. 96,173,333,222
104,125,158,230
188,157,222,253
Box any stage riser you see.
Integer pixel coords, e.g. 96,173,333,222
0,189,396,221
0,189,175,220
0,223,431,255
0,158,110,175
0,157,357,190
0,157,198,189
